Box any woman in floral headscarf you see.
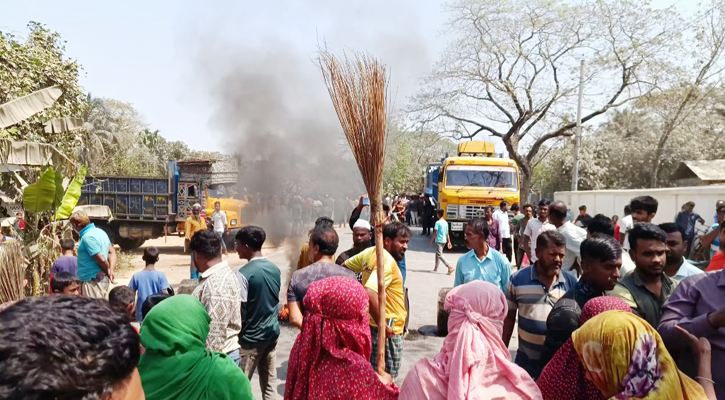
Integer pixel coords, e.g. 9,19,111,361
537,296,632,400
572,310,711,400
284,276,398,400
399,281,541,400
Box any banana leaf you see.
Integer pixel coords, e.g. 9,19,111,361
23,167,56,213
54,166,87,220
0,86,63,128
54,169,64,209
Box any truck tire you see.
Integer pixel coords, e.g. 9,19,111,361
117,237,145,251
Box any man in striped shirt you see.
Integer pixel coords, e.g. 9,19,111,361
503,230,577,379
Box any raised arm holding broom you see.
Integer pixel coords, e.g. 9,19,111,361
320,51,389,374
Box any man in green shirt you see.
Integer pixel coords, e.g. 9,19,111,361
610,222,676,328
235,226,281,400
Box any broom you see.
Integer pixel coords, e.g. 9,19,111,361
0,240,26,304
320,51,389,374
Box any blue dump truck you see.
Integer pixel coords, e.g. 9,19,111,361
78,175,174,250
78,159,245,250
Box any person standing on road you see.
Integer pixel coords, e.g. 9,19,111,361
186,203,207,279
399,281,542,400
454,218,511,293
288,226,355,329
515,204,533,267
235,226,281,400
559,235,622,309
504,230,576,379
658,266,725,399
619,196,659,276
429,209,453,274
675,201,704,258
190,230,242,363
573,205,592,228
211,201,229,255
659,223,704,280
610,223,675,328
335,219,373,267
484,206,502,251
343,222,408,379
70,210,116,299
619,205,634,249
523,199,556,265
285,276,399,400
493,201,513,262
548,201,587,278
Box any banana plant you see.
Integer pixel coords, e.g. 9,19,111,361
22,166,87,218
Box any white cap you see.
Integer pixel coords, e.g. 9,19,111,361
192,203,202,209
353,219,371,231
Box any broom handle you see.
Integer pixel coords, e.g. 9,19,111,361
374,228,386,375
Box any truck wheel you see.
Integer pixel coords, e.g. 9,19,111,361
117,237,145,251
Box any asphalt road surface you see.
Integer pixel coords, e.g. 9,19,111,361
115,226,520,398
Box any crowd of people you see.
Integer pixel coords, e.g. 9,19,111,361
2,192,725,400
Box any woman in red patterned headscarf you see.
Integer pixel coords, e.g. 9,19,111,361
537,296,633,400
284,276,399,400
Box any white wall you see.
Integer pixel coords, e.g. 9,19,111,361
554,186,725,224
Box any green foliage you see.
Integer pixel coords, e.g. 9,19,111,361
23,168,56,213
0,22,86,148
55,166,87,220
383,126,457,194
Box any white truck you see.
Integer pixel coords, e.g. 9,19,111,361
554,186,725,223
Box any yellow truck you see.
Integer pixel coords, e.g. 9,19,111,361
433,141,521,246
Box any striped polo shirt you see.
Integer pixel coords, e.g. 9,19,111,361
506,264,577,378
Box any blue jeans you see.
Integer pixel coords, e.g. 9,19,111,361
227,348,241,367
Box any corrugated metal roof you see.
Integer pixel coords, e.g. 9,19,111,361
671,159,725,181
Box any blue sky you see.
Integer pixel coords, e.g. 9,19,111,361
2,0,693,153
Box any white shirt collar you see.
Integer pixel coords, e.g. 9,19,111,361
249,256,266,262
199,260,229,279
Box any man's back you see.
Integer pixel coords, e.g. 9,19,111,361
77,224,111,281
288,262,355,312
239,259,282,345
51,255,78,276
192,262,242,353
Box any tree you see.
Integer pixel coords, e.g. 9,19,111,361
383,126,458,194
0,22,86,149
410,0,679,199
649,1,725,186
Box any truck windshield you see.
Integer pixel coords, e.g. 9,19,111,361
208,184,240,199
445,165,518,190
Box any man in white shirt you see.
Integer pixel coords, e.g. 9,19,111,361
549,201,587,277
524,199,556,264
211,201,229,255
619,205,634,251
493,201,513,262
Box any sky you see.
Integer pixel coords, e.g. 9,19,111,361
2,0,695,154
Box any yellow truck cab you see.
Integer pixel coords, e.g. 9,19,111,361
174,159,247,244
437,141,520,245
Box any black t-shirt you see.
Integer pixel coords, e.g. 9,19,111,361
287,262,356,312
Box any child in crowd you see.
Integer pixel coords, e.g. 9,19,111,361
51,238,77,276
50,272,80,295
128,246,170,322
109,286,140,331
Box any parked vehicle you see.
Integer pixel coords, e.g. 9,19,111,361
78,158,247,250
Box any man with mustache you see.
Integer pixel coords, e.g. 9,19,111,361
503,230,576,379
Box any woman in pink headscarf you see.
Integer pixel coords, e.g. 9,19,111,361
285,276,398,400
399,281,542,400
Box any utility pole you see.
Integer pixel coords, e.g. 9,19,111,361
571,59,585,192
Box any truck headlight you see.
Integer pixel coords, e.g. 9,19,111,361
230,219,237,226
446,204,458,219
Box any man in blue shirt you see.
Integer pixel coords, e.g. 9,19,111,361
454,218,511,292
675,201,704,258
429,209,453,274
70,210,115,299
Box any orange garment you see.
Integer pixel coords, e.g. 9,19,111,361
706,250,725,272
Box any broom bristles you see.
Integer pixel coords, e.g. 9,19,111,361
320,50,390,375
0,240,26,304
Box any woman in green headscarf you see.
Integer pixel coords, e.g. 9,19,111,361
137,294,253,400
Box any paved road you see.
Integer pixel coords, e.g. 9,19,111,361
117,226,519,398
